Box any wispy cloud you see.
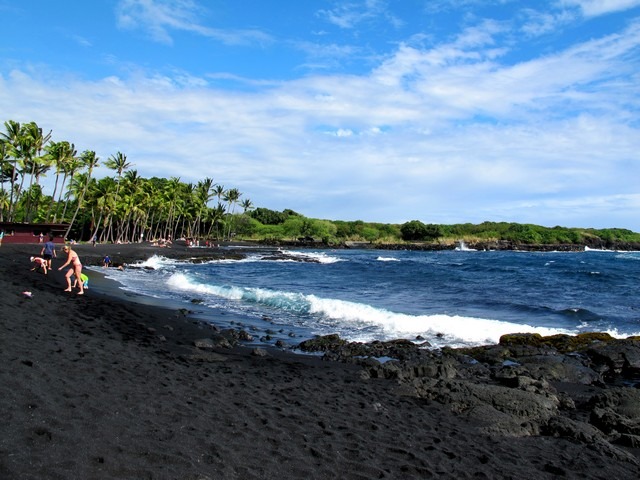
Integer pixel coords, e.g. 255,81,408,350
71,35,93,48
520,8,577,37
560,0,640,17
115,0,272,46
423,0,517,14
317,0,402,29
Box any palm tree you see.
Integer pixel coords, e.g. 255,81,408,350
241,198,254,213
192,177,215,240
180,182,197,239
142,179,163,240
45,141,76,221
0,139,13,221
64,150,100,239
103,151,132,241
58,155,82,223
207,202,226,240
162,177,182,240
117,169,146,242
104,151,131,185
20,122,52,222
0,120,22,221
86,177,117,243
223,187,241,240
0,188,9,222
214,184,225,204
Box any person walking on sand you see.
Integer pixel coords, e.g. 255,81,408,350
58,245,84,295
41,234,57,270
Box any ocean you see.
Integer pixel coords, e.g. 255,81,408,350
95,247,640,349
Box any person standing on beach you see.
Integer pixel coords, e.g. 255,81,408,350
41,235,57,270
58,245,84,295
0,229,4,246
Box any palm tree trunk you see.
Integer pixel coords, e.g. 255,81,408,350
46,173,61,221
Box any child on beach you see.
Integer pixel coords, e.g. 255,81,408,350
72,273,89,290
40,234,57,270
30,256,48,274
103,255,111,268
58,245,84,295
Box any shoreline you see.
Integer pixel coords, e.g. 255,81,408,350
2,242,640,479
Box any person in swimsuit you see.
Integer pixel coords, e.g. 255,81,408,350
58,245,84,295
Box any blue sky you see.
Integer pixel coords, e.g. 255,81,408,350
1,0,639,230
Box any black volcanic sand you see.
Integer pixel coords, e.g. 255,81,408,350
1,242,639,479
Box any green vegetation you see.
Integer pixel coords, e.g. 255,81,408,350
2,119,639,247
240,214,640,248
1,119,252,243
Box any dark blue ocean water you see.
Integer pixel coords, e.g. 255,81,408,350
96,247,640,348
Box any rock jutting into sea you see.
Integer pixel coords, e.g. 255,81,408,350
296,332,640,457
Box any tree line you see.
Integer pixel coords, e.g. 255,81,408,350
0,120,252,243
240,211,640,248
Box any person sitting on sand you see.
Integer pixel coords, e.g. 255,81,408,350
40,234,57,270
58,245,84,295
30,256,48,274
72,273,89,290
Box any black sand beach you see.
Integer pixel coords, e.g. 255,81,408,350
1,242,639,479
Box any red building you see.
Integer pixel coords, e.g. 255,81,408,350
0,223,69,244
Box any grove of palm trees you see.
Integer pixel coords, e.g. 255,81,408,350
0,120,252,243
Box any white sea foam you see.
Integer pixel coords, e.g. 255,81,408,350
133,255,178,269
213,254,264,264
377,256,399,262
304,295,576,346
163,273,581,347
279,249,342,264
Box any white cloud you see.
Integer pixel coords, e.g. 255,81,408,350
317,0,402,29
560,0,640,17
1,3,639,229
520,8,577,37
116,0,272,45
71,35,93,48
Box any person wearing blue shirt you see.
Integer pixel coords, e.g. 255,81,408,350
41,235,57,270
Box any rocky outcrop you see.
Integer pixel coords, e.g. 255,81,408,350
296,333,640,465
